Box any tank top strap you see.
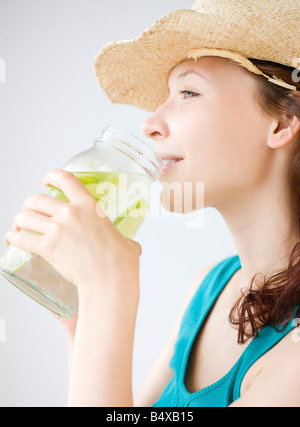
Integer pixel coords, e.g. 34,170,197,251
169,255,241,376
232,317,297,401
154,255,298,407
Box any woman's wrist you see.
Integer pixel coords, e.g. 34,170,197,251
77,276,140,314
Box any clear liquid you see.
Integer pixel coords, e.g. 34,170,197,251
0,171,152,318
48,171,151,237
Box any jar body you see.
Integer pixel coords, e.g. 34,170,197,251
0,127,161,318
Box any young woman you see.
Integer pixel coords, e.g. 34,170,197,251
4,0,300,407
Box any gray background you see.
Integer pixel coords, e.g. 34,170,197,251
0,0,236,406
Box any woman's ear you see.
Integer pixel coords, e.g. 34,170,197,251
268,114,300,149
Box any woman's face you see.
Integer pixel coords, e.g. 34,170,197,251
142,57,274,213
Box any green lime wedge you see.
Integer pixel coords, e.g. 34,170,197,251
75,172,120,187
47,172,121,203
114,198,148,238
47,186,69,202
1,245,33,273
46,171,150,238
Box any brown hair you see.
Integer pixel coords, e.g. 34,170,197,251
229,59,300,344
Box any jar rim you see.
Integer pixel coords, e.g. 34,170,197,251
95,126,163,180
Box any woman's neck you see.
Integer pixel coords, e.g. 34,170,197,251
218,179,297,289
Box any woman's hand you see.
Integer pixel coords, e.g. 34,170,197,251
4,169,142,302
5,168,142,406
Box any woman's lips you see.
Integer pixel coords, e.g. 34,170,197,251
159,158,184,176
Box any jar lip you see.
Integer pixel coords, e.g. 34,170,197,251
95,126,163,180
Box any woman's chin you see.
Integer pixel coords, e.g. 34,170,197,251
160,183,205,214
161,195,200,214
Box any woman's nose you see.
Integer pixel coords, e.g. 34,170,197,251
141,108,169,141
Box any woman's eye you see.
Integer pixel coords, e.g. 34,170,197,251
180,90,199,99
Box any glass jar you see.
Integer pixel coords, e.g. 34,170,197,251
0,127,162,318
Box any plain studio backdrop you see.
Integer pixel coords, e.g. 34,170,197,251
0,0,236,406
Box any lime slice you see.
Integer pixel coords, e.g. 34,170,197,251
46,171,150,238
47,186,69,202
75,172,120,187
1,245,33,273
97,185,129,220
114,199,148,238
47,172,121,203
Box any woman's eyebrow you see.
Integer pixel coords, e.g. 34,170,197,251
167,69,210,93
177,69,210,81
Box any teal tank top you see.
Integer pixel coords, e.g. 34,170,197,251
152,255,297,407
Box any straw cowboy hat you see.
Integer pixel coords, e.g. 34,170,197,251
94,0,300,112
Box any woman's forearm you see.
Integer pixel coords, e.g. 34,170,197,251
67,287,139,407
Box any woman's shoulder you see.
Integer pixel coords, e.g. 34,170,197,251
263,326,300,372
189,255,239,294
236,324,300,406
187,261,219,297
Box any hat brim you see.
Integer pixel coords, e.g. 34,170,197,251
94,8,297,112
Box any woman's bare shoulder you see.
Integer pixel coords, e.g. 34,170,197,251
232,326,300,407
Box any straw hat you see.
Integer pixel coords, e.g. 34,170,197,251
94,0,300,112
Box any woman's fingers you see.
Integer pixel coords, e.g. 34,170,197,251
3,235,10,247
5,229,42,254
4,193,58,249
22,193,63,217
43,169,108,221
12,210,49,235
43,169,93,204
